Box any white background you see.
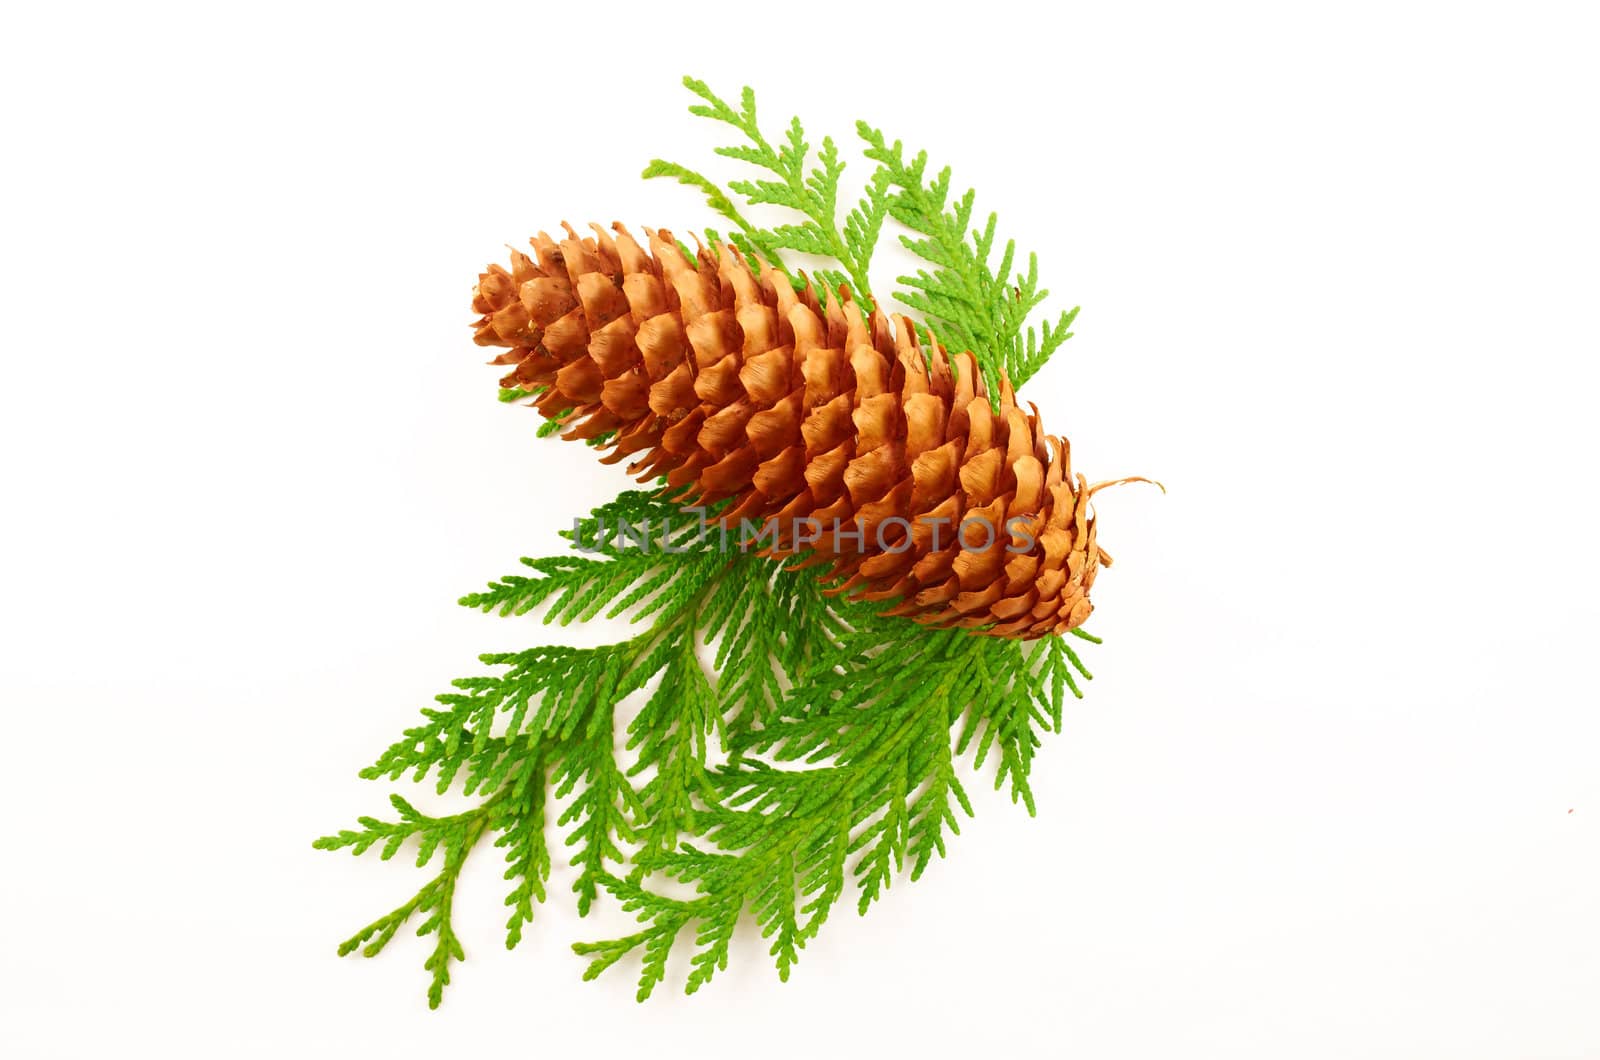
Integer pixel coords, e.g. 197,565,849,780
2,2,1596,1057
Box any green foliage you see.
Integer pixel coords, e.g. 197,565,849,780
856,125,1078,397
645,76,1077,393
319,76,1100,1006
573,617,1098,1001
643,78,890,309
319,489,1098,1005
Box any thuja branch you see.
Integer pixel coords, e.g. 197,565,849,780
317,554,738,1007
645,77,890,307
315,790,501,1008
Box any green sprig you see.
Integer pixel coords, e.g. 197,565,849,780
646,76,1075,394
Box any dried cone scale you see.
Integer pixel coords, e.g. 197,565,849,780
472,222,1136,638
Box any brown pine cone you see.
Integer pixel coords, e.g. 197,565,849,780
472,222,1138,638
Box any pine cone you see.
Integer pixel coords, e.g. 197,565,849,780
472,222,1135,638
